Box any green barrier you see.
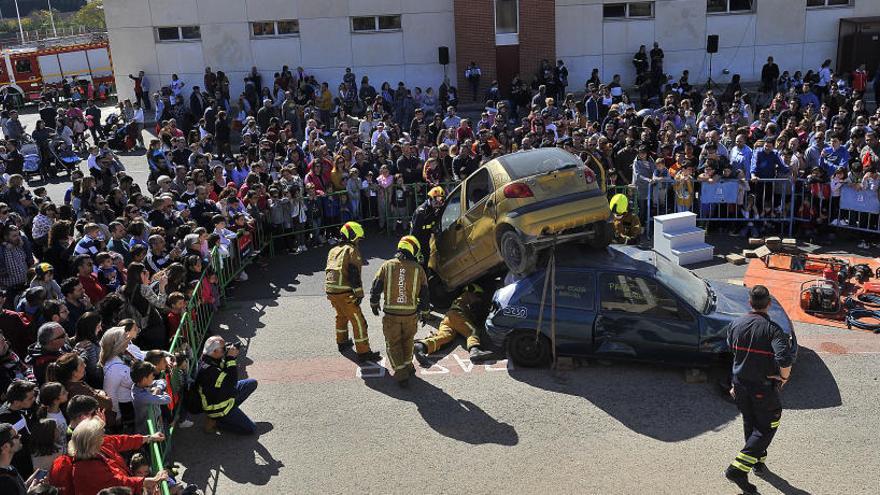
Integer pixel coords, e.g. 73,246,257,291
147,218,271,494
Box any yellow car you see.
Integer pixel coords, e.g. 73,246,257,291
430,147,611,292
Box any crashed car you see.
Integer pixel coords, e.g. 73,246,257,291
485,245,798,367
429,148,611,295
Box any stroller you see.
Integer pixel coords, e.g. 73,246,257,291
50,137,83,173
107,121,134,152
20,135,42,180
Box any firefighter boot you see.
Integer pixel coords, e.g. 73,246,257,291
724,466,758,495
469,347,493,363
203,417,218,434
413,342,431,367
358,350,381,363
337,339,353,352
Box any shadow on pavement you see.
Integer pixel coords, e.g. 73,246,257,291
178,421,283,494
506,346,840,442
756,468,813,495
363,374,519,446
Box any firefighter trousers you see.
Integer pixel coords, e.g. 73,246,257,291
327,292,373,354
382,313,418,381
730,380,782,473
419,310,480,354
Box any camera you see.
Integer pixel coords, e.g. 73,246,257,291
225,339,243,351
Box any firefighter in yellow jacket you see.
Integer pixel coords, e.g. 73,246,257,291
326,221,381,362
610,193,642,245
370,235,430,388
414,283,494,363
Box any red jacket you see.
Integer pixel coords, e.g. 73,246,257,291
48,434,145,495
78,273,107,304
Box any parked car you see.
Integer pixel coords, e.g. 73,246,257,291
485,245,798,367
429,148,611,296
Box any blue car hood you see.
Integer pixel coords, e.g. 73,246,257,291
708,281,794,336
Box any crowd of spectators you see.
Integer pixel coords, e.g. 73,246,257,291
1,48,880,493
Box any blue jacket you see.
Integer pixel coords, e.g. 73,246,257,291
819,145,850,175
750,149,789,179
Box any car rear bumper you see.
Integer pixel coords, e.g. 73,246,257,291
506,189,609,238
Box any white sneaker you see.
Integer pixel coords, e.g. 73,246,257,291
237,271,249,282
328,238,338,246
177,419,194,428
297,245,307,253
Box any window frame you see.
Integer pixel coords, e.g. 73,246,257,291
350,15,403,33
251,19,300,38
440,186,463,232
805,0,852,8
465,168,493,212
706,0,757,15
155,25,201,43
603,1,655,20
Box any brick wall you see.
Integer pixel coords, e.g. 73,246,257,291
518,0,556,86
453,0,495,104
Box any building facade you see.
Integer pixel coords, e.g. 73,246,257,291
105,0,880,104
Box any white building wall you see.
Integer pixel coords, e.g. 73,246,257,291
106,0,456,104
556,0,878,88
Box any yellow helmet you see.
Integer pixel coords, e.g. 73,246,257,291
609,193,628,215
340,221,365,242
427,186,445,199
397,235,421,257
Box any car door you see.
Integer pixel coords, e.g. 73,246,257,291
433,185,475,280
462,167,496,266
594,272,700,361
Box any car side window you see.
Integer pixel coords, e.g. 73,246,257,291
516,271,594,310
440,187,462,231
466,168,492,211
599,273,689,320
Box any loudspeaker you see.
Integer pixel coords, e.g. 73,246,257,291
707,35,719,54
438,46,449,65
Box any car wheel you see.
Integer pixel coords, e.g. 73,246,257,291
507,331,551,367
499,229,536,276
587,221,613,249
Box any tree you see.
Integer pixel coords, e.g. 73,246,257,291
71,0,104,30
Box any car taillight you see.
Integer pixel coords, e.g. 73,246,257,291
504,182,534,198
584,167,595,185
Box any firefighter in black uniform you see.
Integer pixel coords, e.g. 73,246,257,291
724,285,794,495
409,186,445,267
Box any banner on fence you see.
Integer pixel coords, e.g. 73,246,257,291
840,185,880,214
699,181,741,204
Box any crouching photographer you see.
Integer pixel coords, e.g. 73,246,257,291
195,336,258,435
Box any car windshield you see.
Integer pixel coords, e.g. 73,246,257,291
653,254,710,313
500,149,580,179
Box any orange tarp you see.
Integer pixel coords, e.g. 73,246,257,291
743,254,880,330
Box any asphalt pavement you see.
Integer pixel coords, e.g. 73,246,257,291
23,106,880,495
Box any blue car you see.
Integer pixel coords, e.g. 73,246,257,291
485,245,797,367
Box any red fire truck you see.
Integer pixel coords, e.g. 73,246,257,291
0,33,114,106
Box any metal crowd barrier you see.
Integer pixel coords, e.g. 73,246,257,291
146,218,271,495
644,177,880,239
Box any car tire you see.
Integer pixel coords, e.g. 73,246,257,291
507,330,552,367
587,221,613,249
499,229,537,276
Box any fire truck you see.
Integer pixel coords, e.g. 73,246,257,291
0,33,114,106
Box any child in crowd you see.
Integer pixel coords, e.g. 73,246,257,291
30,262,63,300
130,360,171,435
738,194,761,238
651,157,670,213
268,186,295,253
674,164,695,213
37,381,68,455
95,252,123,293
829,166,849,224
165,292,187,344
289,185,307,254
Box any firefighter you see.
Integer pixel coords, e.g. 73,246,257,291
609,193,641,244
325,222,380,362
414,283,494,363
370,235,430,388
409,186,445,267
724,285,794,495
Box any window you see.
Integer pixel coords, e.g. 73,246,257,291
599,273,690,320
465,168,493,211
155,26,201,42
495,0,518,34
707,0,755,13
440,187,462,231
14,59,31,73
806,0,851,6
251,20,299,37
603,2,654,19
351,15,402,33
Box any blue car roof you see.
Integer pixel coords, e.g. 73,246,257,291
547,245,660,274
